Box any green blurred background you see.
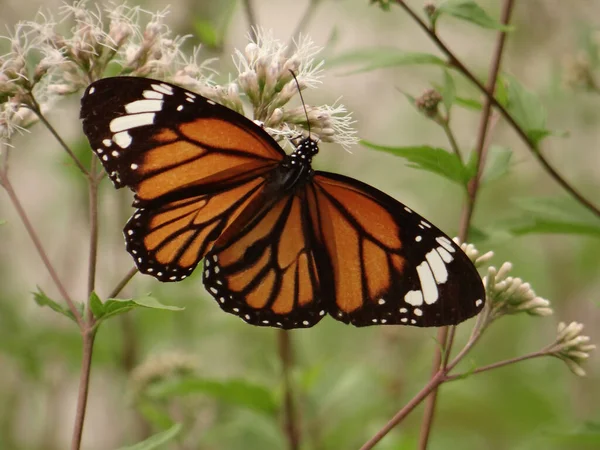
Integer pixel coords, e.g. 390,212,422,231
0,1,598,449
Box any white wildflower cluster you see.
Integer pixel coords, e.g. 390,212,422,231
484,262,553,319
452,238,494,267
0,1,213,145
549,322,596,376
229,28,358,150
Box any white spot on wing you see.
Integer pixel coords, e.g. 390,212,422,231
404,206,412,213
414,308,423,316
416,261,439,304
110,113,155,132
143,90,163,99
113,131,132,148
426,250,448,284
399,307,408,313
177,105,183,111
152,83,173,95
435,246,454,263
475,299,483,307
102,139,112,147
436,236,456,253
125,99,163,114
404,290,423,306
415,236,422,242
88,86,95,94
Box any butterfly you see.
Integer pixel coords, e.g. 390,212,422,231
80,76,485,329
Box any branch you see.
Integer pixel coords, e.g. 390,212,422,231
418,2,515,447
278,330,300,450
241,0,259,41
108,267,139,298
87,160,100,297
287,0,321,49
29,98,89,176
71,328,97,450
0,163,83,327
445,350,548,382
395,0,600,219
359,371,446,450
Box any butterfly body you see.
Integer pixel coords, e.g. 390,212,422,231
81,77,485,329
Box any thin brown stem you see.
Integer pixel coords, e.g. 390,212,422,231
29,98,88,176
72,157,101,449
241,0,258,41
418,3,515,448
395,0,600,219
287,0,321,48
108,267,139,298
440,121,463,162
359,371,446,450
87,160,100,297
0,166,83,327
70,328,96,450
278,330,300,450
445,351,548,382
417,327,448,449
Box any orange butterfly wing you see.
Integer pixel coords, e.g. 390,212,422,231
307,172,485,327
203,189,325,328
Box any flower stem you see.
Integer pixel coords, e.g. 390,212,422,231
0,156,83,327
278,330,300,450
108,267,139,298
29,98,89,176
70,328,96,450
418,3,515,447
445,350,548,382
241,0,259,41
395,0,600,219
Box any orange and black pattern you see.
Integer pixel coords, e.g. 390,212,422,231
81,77,485,329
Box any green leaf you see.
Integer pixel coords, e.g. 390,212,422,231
117,423,182,450
32,288,81,323
97,294,184,323
545,422,600,446
89,291,105,319
440,70,456,114
361,141,469,186
329,48,447,75
454,96,482,111
131,294,185,311
481,146,512,183
503,76,550,146
509,197,600,237
194,20,220,49
433,0,513,31
149,377,278,416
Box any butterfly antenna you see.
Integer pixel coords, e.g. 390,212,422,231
289,70,311,138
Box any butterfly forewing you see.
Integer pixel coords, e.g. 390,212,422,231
80,77,284,203
124,177,270,282
308,172,485,327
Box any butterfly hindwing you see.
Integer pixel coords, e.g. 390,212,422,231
308,172,485,327
202,189,325,329
80,77,285,204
